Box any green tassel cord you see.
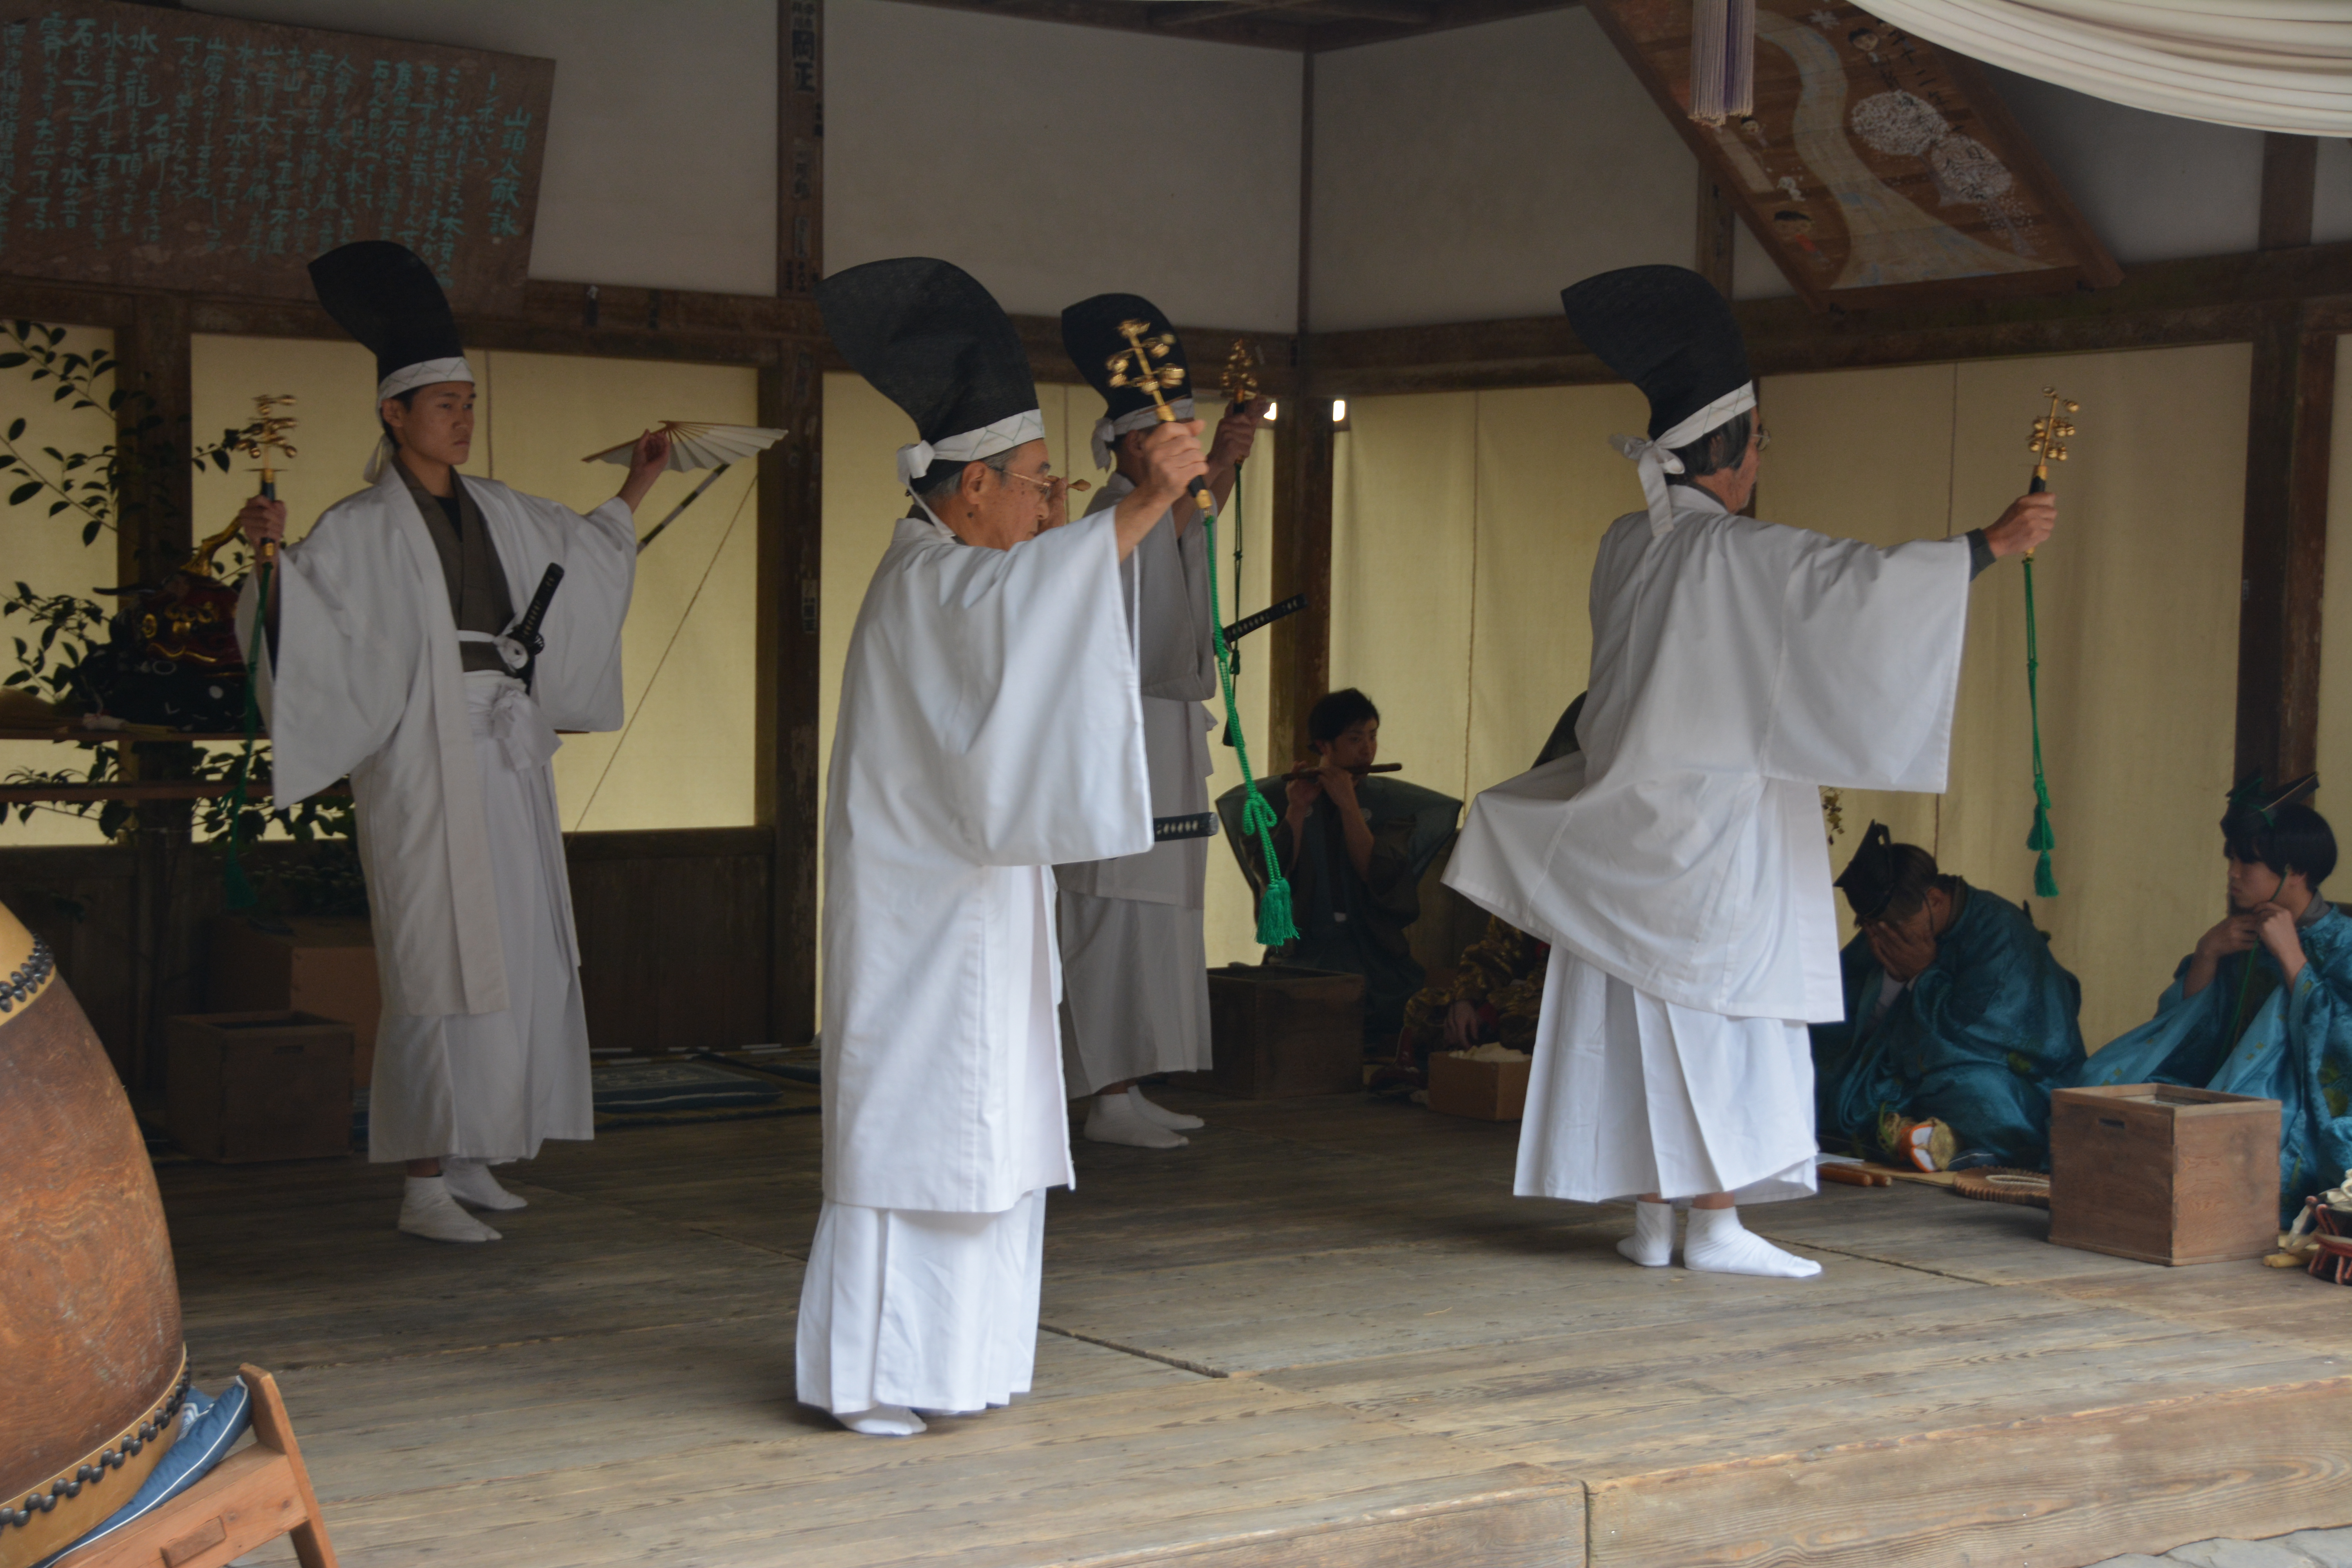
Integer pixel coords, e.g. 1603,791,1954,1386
2023,555,2059,899
1203,510,1298,946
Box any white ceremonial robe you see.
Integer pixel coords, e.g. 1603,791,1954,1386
236,466,635,1161
1053,474,1219,1096
1445,488,1971,1202
802,508,1151,1417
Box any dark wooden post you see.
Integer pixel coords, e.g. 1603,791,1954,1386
1696,169,1736,298
757,0,824,1044
2234,307,2335,788
1270,50,1334,764
2234,136,2331,789
114,294,199,1090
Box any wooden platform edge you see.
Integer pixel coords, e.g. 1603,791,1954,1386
1585,1375,2352,1568
1053,1470,1587,1568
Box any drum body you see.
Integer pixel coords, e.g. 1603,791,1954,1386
0,900,187,1567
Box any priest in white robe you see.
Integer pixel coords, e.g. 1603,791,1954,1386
233,241,666,1245
800,258,1209,1437
1053,293,1265,1150
1444,264,2056,1278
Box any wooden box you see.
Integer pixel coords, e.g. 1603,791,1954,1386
1171,964,1365,1099
167,1011,355,1163
207,916,381,1088
1427,1051,1531,1121
2048,1084,2282,1266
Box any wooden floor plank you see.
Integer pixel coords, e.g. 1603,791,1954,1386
151,1086,2352,1568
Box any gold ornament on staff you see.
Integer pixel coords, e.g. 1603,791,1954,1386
231,394,300,563
1220,338,1261,411
2023,386,2078,555
185,395,299,575
1107,319,1215,514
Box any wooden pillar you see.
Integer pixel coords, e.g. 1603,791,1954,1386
1696,168,1736,298
758,0,823,1043
2234,306,2335,788
1269,49,1334,764
114,293,198,1091
2234,135,2330,788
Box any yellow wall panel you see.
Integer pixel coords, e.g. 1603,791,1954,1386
1,323,118,845
1466,383,1650,796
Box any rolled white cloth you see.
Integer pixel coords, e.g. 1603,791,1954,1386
1090,396,1196,471
895,408,1046,491
1606,381,1757,539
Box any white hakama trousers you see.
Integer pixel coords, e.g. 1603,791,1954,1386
367,672,592,1164
796,1191,1047,1416
1056,887,1211,1097
1515,951,1817,1205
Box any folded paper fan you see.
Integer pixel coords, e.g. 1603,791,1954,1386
583,421,787,474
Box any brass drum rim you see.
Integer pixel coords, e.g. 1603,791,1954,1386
0,1350,189,1568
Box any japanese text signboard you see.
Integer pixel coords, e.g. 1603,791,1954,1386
0,0,553,311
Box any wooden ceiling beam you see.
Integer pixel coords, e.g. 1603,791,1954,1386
1308,241,2352,396
875,0,1577,52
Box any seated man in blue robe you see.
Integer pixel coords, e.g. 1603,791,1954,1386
2074,779,2352,1220
1811,824,2085,1170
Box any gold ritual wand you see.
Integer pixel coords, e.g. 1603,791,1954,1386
231,394,300,562
2018,387,2078,900
1107,319,1215,514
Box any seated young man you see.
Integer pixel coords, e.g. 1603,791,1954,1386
1812,825,2086,1170
2076,783,2352,1220
1217,689,1459,1042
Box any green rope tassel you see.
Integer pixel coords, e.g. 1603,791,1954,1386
1203,510,1298,946
2023,555,2059,899
221,553,274,911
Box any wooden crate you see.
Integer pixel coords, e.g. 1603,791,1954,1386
1171,964,1365,1099
167,1011,355,1163
207,915,381,1089
1427,1051,1531,1121
2048,1084,2281,1266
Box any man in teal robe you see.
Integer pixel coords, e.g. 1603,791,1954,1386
2074,786,2352,1220
1812,825,2085,1169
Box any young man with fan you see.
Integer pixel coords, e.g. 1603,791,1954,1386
1444,264,2055,1279
234,241,669,1245
2074,779,2352,1219
803,258,1207,1437
1052,293,1265,1150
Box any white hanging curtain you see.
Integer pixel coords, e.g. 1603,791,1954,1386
1856,1,2352,136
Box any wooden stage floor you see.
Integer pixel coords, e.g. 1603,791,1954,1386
170,1091,2352,1568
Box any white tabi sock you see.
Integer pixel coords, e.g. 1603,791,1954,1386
1615,1198,1677,1267
442,1157,528,1211
838,1405,926,1437
1683,1205,1821,1279
1083,1092,1188,1149
1127,1086,1204,1131
398,1176,501,1244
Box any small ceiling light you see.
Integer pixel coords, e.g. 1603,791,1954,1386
1331,399,1348,423
1263,401,1278,421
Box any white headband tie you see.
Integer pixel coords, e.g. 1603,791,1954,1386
366,356,476,481
895,407,1046,491
1091,396,1196,470
1606,381,1757,537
